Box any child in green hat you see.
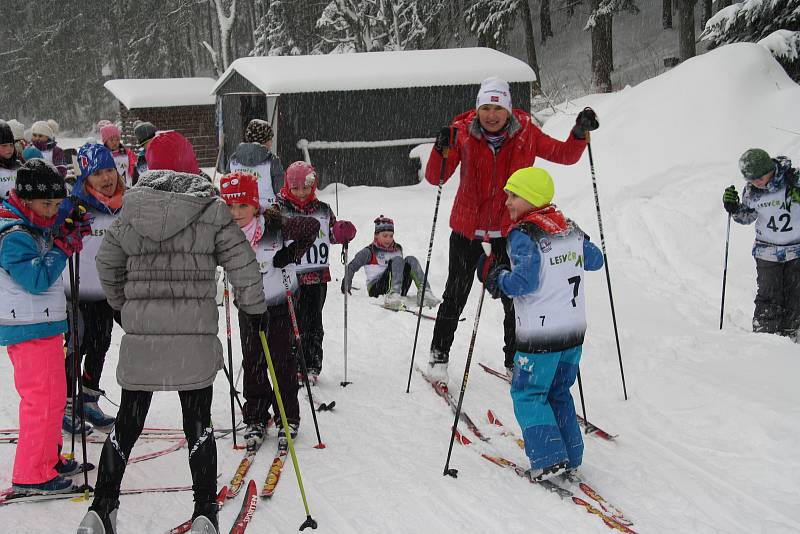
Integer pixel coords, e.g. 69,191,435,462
477,166,604,481
722,148,800,338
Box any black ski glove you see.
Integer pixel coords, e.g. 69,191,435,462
434,126,457,154
572,107,599,139
484,264,508,299
723,185,740,214
273,242,299,269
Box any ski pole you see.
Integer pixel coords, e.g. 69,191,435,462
444,242,491,478
586,132,628,401
67,256,78,459
720,211,732,330
221,362,245,413
222,272,240,449
258,331,318,530
70,252,92,495
280,269,325,449
406,128,457,394
576,371,589,435
341,242,352,387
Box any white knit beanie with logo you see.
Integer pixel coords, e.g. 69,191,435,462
475,77,512,114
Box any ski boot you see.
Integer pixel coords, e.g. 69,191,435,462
427,349,449,385
63,398,93,436
383,291,404,311
243,423,266,451
80,387,116,432
418,288,441,309
77,508,117,534
190,515,217,534
525,461,569,483
277,421,299,448
12,474,74,495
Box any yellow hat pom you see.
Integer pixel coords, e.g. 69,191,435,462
504,167,554,208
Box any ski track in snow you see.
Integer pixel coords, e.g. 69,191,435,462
2,45,800,532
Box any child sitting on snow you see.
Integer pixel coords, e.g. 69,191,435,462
277,161,356,379
341,215,441,310
219,171,319,450
477,167,603,482
723,148,800,339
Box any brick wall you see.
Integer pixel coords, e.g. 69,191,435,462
118,103,218,167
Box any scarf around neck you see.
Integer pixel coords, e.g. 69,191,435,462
515,204,568,235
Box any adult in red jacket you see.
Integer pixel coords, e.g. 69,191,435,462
425,76,598,382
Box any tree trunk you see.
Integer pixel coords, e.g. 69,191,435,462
677,0,698,61
591,0,613,93
663,0,672,29
717,0,731,8
540,0,553,44
520,0,542,94
700,0,711,31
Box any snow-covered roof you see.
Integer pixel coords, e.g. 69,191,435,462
104,78,217,109
212,48,535,95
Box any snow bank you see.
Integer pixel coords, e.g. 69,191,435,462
538,43,800,202
213,47,535,95
104,78,217,109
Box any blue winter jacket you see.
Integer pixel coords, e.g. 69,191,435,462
0,201,68,345
498,226,604,297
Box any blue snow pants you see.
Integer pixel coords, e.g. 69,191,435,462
511,345,583,471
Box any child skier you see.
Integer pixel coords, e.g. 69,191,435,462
0,159,90,495
723,148,800,339
99,123,136,187
220,171,319,449
77,137,267,534
277,161,356,379
227,118,285,211
0,120,22,198
30,120,68,177
477,167,603,481
131,121,157,185
341,214,441,310
58,143,123,435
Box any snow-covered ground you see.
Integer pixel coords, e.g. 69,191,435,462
2,43,800,533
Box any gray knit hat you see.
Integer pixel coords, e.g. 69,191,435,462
739,149,775,181
134,121,157,146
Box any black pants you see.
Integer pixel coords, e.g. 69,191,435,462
295,283,327,373
431,231,516,366
368,258,414,297
238,305,300,425
91,386,217,519
65,299,114,396
754,257,800,336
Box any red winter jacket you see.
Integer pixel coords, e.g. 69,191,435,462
425,109,587,238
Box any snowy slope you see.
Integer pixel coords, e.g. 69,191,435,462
2,43,800,533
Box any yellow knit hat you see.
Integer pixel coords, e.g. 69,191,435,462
504,167,554,208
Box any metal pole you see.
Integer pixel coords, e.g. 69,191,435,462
444,242,491,477
586,133,628,400
406,129,457,393
720,212,732,329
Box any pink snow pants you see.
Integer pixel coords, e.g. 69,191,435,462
7,334,66,484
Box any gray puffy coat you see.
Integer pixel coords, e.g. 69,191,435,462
96,170,267,391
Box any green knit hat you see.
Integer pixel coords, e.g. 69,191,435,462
504,167,554,208
739,149,775,181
